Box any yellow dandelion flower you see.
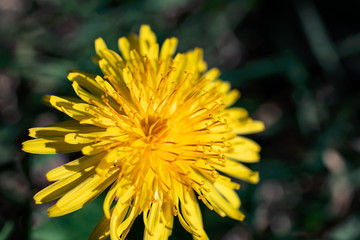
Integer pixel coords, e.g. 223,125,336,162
23,25,264,240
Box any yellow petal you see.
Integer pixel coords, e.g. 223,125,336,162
215,175,240,190
110,202,131,240
22,138,86,154
181,190,209,240
46,152,105,181
143,201,174,240
103,182,119,219
233,119,265,134
214,182,241,209
225,150,260,163
213,80,230,94
148,43,159,61
64,131,107,144
139,25,157,57
114,204,140,240
95,37,108,57
42,95,90,121
159,202,174,239
29,120,103,138
205,184,245,221
95,158,113,176
216,160,259,184
224,108,249,120
34,169,93,204
71,81,103,106
100,49,128,90
81,140,112,155
160,37,178,60
230,136,261,151
143,200,160,239
206,67,221,79
79,117,117,128
48,170,118,217
224,89,240,106
185,48,207,75
67,71,105,96
89,209,112,240
118,37,131,61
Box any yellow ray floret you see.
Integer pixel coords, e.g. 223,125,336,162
22,25,264,240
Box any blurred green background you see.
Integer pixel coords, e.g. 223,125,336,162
1,0,360,239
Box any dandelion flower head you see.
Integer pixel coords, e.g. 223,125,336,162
23,25,264,240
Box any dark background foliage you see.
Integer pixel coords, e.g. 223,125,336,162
1,0,360,239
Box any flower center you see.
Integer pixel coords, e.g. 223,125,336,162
141,115,171,143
